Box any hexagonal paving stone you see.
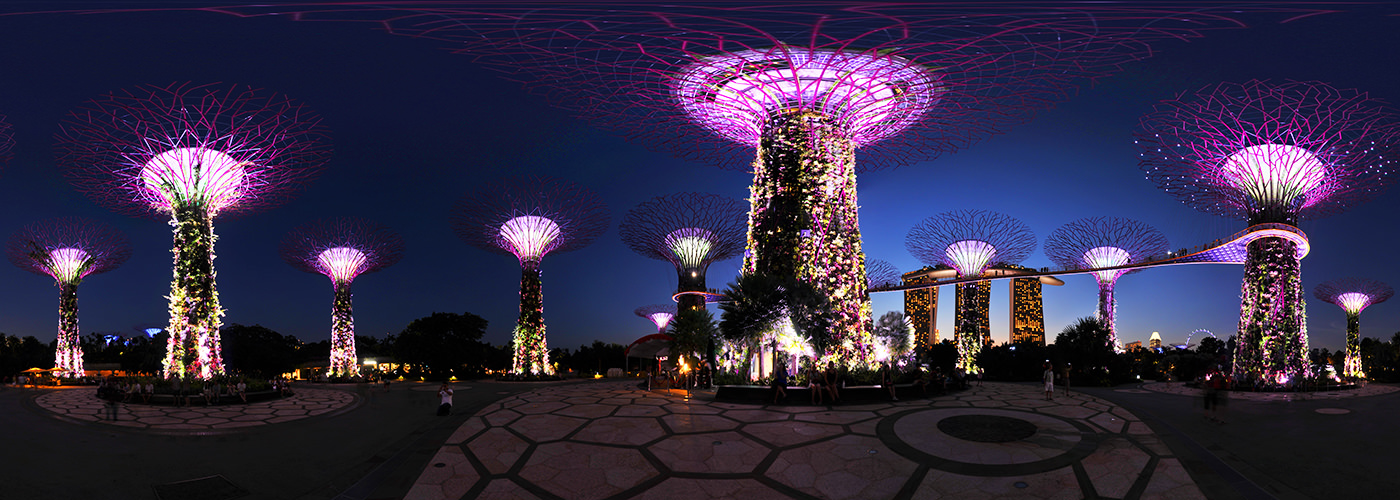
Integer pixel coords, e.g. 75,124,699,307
1081,436,1151,498
721,409,791,423
518,442,658,500
614,405,668,417
553,404,616,419
446,417,488,445
573,417,667,446
469,427,532,474
511,414,588,442
482,408,524,426
741,420,844,448
477,479,542,499
793,410,878,425
912,466,1080,500
629,478,791,500
766,435,915,500
662,413,740,433
406,446,479,500
1140,458,1206,500
648,431,769,473
514,401,570,415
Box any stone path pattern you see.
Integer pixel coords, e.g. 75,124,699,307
408,381,1203,500
32,387,356,431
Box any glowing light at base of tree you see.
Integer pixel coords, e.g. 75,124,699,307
317,246,368,283
945,240,996,276
500,215,561,263
1334,292,1372,315
45,247,92,283
665,227,714,270
676,47,941,147
141,147,248,211
1222,143,1328,209
1084,246,1132,284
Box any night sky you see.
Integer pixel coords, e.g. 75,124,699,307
0,5,1396,354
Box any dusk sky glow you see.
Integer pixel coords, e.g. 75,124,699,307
0,4,1397,354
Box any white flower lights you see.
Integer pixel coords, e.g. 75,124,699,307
317,246,368,283
664,227,714,269
1083,246,1132,284
141,147,248,211
945,240,997,276
1335,292,1373,315
500,215,562,263
1222,143,1328,209
45,247,92,283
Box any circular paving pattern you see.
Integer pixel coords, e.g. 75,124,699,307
881,407,1096,476
937,414,1038,443
31,386,357,432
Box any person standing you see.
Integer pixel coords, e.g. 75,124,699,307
770,362,788,403
437,382,454,416
1043,363,1055,401
881,361,898,401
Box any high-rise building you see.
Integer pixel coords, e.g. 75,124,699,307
1011,276,1046,346
903,267,942,350
956,281,992,346
1149,332,1162,350
1125,340,1143,351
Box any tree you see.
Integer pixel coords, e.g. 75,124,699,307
718,273,833,354
222,324,301,378
1053,317,1129,385
394,311,490,379
669,309,717,364
872,311,914,360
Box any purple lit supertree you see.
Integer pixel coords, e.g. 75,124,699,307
281,218,404,377
1044,217,1170,349
55,82,332,380
865,259,902,291
7,218,131,378
185,2,1326,366
619,192,746,313
1314,278,1394,378
906,210,1035,372
635,304,677,334
453,176,609,375
1136,80,1400,381
0,112,13,166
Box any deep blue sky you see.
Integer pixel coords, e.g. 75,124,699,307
0,6,1395,353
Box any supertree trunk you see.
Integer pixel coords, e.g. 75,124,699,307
1344,312,1363,378
676,266,707,312
1097,281,1119,350
1233,237,1308,381
515,260,552,375
55,281,83,378
162,203,225,379
954,282,982,373
330,280,359,377
744,111,872,363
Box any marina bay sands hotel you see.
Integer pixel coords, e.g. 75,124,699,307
902,265,1064,349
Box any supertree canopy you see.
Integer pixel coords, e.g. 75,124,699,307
55,82,332,380
865,259,902,291
7,218,131,378
281,218,404,377
170,1,1328,366
1136,80,1400,381
635,304,677,334
453,176,609,375
1044,217,1170,349
1314,278,1394,378
906,209,1035,372
619,192,746,312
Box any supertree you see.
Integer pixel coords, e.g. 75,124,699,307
1314,278,1394,378
865,259,902,291
1136,80,1400,381
1044,217,1170,349
906,209,1036,372
55,82,332,380
0,111,13,166
619,192,746,313
181,2,1329,365
6,218,131,378
281,218,404,377
634,304,676,334
453,176,609,375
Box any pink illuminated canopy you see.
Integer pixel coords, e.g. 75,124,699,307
141,147,248,211
664,227,714,269
1083,246,1132,284
1222,143,1329,208
500,215,561,262
1335,292,1373,315
945,240,996,276
316,246,368,283
676,48,942,147
46,247,92,282
646,312,675,332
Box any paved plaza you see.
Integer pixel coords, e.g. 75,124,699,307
7,378,1400,499
406,381,1202,500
